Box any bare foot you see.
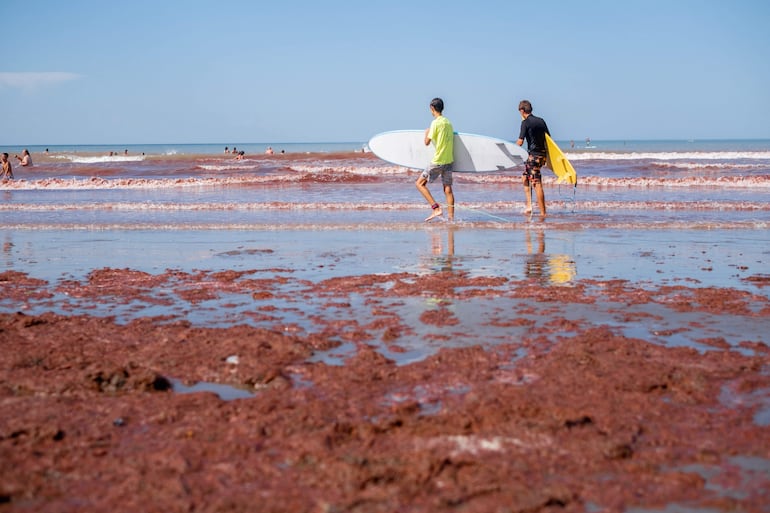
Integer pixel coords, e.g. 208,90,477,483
523,207,532,215
425,208,443,221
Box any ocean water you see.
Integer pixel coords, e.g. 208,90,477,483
2,139,769,230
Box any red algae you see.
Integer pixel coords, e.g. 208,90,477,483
744,274,770,287
2,301,770,512
0,271,53,303
2,265,770,512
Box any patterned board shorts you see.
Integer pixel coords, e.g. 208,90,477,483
421,163,453,186
523,155,547,185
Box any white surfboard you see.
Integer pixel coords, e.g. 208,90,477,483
368,130,527,172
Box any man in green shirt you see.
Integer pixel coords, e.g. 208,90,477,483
416,97,454,221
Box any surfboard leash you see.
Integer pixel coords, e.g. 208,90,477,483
552,181,577,213
450,204,514,224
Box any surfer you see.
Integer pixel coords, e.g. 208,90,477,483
516,100,549,216
416,97,454,222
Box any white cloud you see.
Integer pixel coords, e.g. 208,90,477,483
0,72,81,90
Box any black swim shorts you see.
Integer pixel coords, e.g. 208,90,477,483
523,154,547,185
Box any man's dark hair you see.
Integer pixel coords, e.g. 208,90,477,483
430,97,444,113
519,100,533,114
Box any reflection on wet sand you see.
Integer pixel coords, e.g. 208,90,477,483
525,228,576,285
424,226,456,274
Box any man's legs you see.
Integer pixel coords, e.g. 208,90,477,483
416,175,442,221
522,175,533,214
523,155,546,215
533,180,546,216
444,184,454,221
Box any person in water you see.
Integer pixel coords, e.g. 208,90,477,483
1,153,13,180
15,149,32,167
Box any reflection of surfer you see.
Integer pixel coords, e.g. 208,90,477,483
524,229,576,285
428,226,456,273
548,254,576,284
524,229,548,283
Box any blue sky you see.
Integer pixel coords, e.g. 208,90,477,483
1,0,769,145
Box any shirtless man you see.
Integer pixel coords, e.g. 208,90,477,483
1,153,13,180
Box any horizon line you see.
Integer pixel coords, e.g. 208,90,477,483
3,137,770,147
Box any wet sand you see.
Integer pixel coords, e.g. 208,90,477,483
2,224,770,512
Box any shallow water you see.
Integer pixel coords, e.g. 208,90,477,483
2,227,768,367
2,143,769,360
2,142,768,233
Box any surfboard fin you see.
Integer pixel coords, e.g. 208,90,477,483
495,143,525,168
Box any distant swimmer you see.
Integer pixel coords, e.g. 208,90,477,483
1,153,13,180
15,149,32,167
234,150,245,160
416,97,455,222
516,100,549,216
265,147,274,155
